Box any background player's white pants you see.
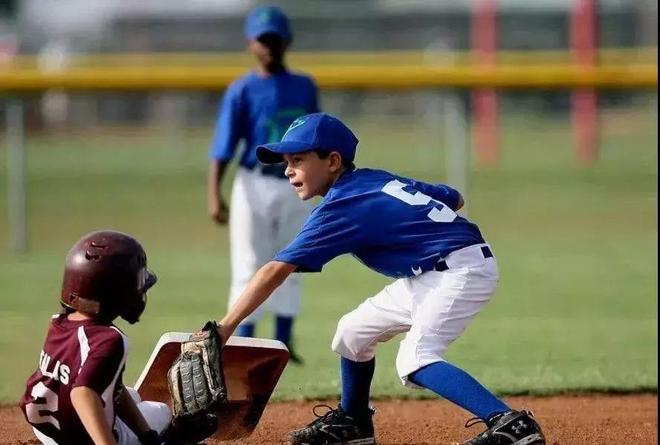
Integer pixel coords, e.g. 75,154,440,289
228,167,311,324
114,387,172,445
331,243,498,388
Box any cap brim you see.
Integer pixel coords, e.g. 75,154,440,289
246,26,289,41
256,141,312,164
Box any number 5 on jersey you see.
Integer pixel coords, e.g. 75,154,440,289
382,180,457,223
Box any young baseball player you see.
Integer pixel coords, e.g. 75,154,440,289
214,113,546,444
20,231,172,445
207,5,318,363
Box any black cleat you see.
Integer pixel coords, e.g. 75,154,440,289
287,404,375,445
285,343,304,365
289,350,304,365
461,410,545,445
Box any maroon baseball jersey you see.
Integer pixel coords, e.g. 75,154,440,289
20,313,129,445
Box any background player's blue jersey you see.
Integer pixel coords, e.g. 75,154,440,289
275,168,486,278
209,70,319,169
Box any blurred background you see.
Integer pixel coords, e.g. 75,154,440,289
0,0,656,402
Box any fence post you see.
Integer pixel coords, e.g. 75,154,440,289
445,93,470,217
471,0,500,166
571,0,599,164
6,98,27,253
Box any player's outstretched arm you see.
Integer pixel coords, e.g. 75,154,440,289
70,386,117,445
218,260,296,341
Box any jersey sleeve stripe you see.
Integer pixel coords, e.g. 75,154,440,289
77,326,90,373
102,328,129,428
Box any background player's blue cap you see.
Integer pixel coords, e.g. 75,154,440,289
257,113,359,165
244,6,291,41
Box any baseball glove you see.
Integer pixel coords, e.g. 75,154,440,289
166,320,228,443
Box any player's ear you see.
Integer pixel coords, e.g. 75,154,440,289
328,151,343,172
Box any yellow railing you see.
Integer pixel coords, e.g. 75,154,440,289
4,48,657,67
0,49,656,91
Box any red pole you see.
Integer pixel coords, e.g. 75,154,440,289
471,0,499,166
570,0,599,164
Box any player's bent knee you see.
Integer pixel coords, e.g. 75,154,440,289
395,331,448,381
138,401,172,434
125,386,141,404
331,313,374,361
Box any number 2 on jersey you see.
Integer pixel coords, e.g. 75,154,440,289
382,180,457,223
25,382,60,429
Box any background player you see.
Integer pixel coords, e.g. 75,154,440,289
207,5,319,363
212,113,546,445
20,231,171,445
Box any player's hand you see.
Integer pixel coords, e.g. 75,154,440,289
217,322,232,348
136,430,160,445
192,321,229,348
209,196,229,225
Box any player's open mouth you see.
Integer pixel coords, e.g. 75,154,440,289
291,181,303,189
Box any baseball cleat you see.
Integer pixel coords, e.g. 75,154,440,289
461,410,545,445
286,404,376,445
286,343,305,365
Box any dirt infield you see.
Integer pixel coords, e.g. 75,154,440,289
2,394,656,444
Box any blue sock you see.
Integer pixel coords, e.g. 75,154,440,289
408,361,509,420
275,315,293,345
340,357,375,419
236,323,255,338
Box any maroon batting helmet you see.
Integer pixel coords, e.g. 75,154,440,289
60,230,157,324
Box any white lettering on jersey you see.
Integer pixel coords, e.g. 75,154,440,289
381,180,457,223
382,180,458,275
59,365,70,385
38,350,71,385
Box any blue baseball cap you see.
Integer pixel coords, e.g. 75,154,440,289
257,113,359,165
244,6,291,41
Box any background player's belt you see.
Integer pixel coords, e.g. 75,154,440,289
256,163,287,179
434,246,493,272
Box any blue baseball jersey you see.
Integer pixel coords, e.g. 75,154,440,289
275,168,486,279
209,70,319,169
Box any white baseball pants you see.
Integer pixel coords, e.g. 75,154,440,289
228,167,311,323
31,388,171,445
114,387,171,445
331,243,499,387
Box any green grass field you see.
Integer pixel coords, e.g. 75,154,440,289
0,105,656,403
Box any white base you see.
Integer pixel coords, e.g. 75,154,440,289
134,333,287,391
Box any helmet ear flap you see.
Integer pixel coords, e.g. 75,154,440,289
76,297,102,315
60,292,102,315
